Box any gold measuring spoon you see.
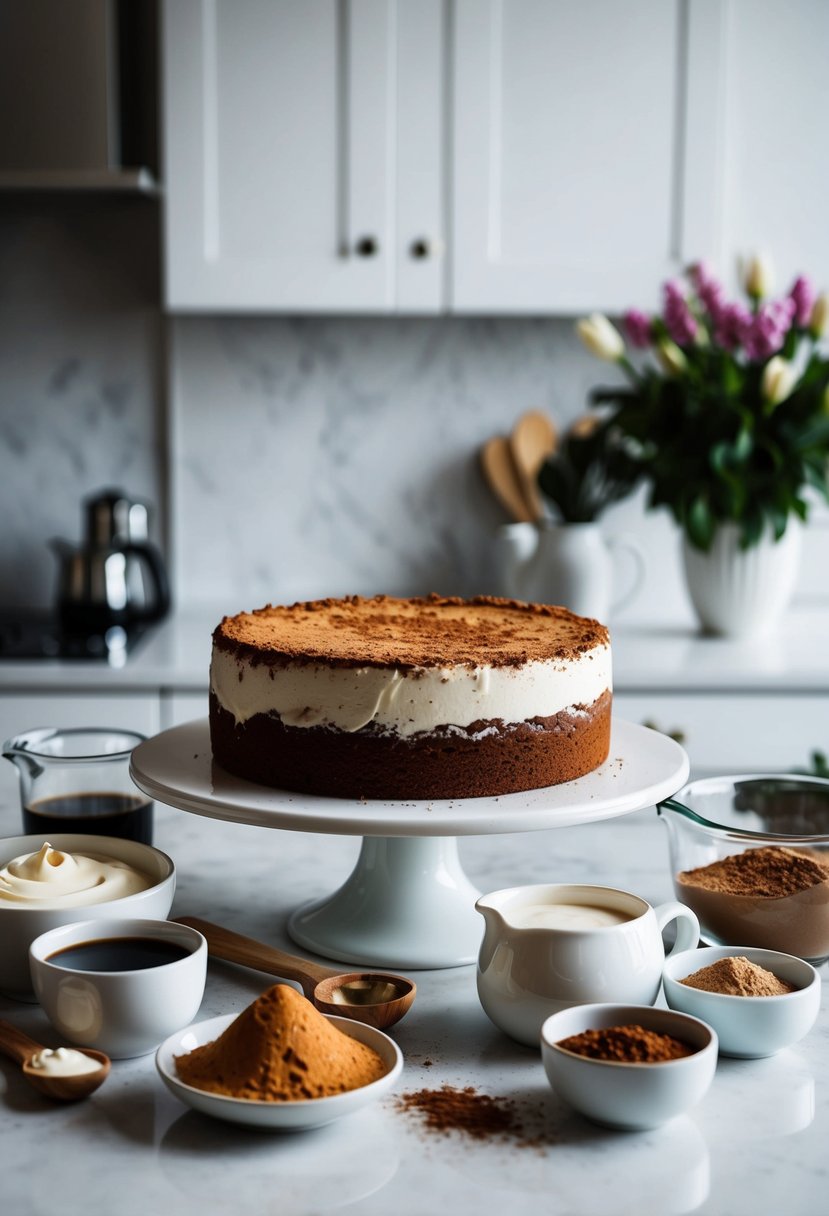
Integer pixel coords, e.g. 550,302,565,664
0,1020,110,1102
175,917,416,1030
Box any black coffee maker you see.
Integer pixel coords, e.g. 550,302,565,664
51,489,171,636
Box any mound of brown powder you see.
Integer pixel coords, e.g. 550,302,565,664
680,955,795,996
678,846,829,899
174,984,386,1101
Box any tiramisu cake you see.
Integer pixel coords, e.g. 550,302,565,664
209,595,612,800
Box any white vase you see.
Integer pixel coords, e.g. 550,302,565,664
681,522,802,638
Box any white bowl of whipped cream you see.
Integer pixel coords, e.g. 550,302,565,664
0,834,175,1000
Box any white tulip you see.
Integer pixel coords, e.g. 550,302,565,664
656,338,688,377
810,293,829,337
743,253,773,299
761,356,797,407
576,314,625,362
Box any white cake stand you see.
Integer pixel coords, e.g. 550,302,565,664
130,718,688,969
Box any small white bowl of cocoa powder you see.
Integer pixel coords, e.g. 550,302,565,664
663,946,821,1059
540,1003,718,1131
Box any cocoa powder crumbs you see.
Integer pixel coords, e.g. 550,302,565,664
557,1024,694,1063
680,955,796,996
396,1085,524,1142
678,846,829,899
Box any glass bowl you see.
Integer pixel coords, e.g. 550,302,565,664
657,775,829,964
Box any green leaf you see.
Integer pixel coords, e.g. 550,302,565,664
742,510,765,548
686,496,715,550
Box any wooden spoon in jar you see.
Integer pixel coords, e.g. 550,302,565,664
480,435,535,523
175,917,416,1031
0,1020,110,1102
509,410,558,523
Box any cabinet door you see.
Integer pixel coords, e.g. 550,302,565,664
395,0,447,313
0,693,160,820
717,0,829,292
451,0,724,314
163,0,396,311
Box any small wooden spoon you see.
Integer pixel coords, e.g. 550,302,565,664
175,917,416,1031
509,410,558,522
480,435,534,523
0,1020,110,1102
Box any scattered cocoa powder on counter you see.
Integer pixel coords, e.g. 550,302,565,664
680,955,796,996
556,1024,694,1063
396,1085,522,1141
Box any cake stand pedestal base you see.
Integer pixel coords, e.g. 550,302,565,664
288,836,482,969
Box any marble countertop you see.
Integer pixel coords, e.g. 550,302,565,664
0,606,828,692
1,800,826,1216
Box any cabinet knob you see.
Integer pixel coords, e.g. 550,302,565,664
410,237,443,260
354,236,379,258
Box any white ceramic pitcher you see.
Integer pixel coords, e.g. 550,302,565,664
476,883,700,1046
493,521,645,621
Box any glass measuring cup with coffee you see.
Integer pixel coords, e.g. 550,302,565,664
3,728,152,844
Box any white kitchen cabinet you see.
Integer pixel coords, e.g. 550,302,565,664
160,690,208,730
450,0,724,313
163,0,445,313
0,693,160,819
163,1,829,316
715,0,829,291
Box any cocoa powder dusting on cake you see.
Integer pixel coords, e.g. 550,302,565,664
213,594,609,671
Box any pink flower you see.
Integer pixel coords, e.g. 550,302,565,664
624,308,652,348
690,262,726,320
743,298,797,361
789,275,817,327
713,302,752,351
663,280,698,346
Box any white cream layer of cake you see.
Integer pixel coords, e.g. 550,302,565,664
210,645,612,738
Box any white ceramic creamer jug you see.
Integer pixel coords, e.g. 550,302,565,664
492,522,645,621
476,883,699,1046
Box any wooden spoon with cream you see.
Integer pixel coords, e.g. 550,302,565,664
0,1020,110,1102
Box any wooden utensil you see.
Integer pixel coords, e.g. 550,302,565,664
0,1020,110,1102
480,435,534,523
175,917,416,1031
509,410,558,522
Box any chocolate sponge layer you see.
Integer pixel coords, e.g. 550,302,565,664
209,690,611,801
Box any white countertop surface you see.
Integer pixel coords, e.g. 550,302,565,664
1,799,827,1216
0,606,828,692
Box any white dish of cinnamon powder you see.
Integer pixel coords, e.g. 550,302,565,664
663,946,820,1058
156,1009,403,1130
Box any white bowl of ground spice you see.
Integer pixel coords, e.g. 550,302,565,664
540,1003,717,1131
663,946,821,1058
156,983,403,1130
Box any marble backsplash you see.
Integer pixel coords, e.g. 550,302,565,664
0,196,164,609
170,314,698,621
0,199,826,623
